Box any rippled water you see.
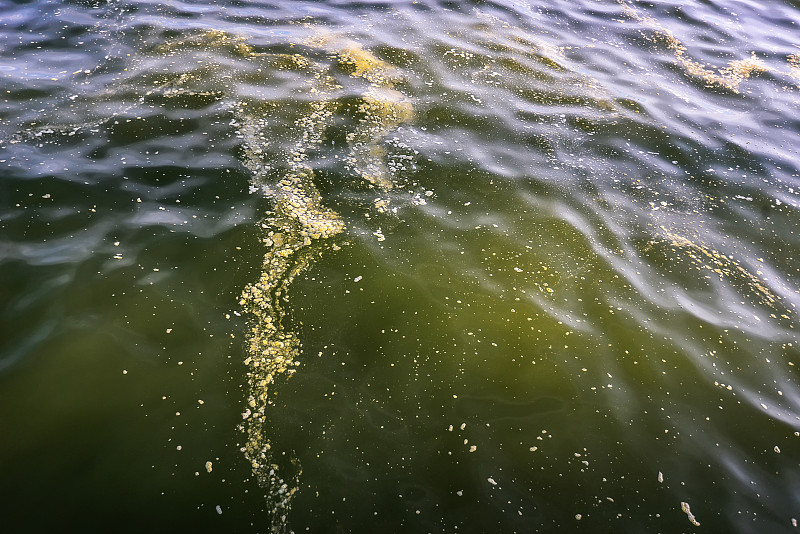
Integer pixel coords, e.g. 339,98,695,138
3,0,800,532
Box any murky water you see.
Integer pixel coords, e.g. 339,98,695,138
2,0,800,532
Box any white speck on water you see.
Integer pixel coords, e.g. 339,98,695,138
216,505,222,515
488,477,497,485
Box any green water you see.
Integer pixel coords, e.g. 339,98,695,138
2,0,800,532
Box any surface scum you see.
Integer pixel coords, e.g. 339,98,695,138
7,1,800,530
105,24,416,527
618,0,774,93
234,31,414,528
106,16,798,530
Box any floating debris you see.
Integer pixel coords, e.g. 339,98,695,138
662,228,783,312
232,28,413,530
788,55,800,86
681,501,701,526
126,26,412,528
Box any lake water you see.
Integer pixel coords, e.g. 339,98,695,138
2,0,800,532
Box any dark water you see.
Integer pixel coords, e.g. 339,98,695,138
2,0,800,532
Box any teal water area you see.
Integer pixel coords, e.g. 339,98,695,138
2,0,800,532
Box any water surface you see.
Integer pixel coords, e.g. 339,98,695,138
2,0,800,532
